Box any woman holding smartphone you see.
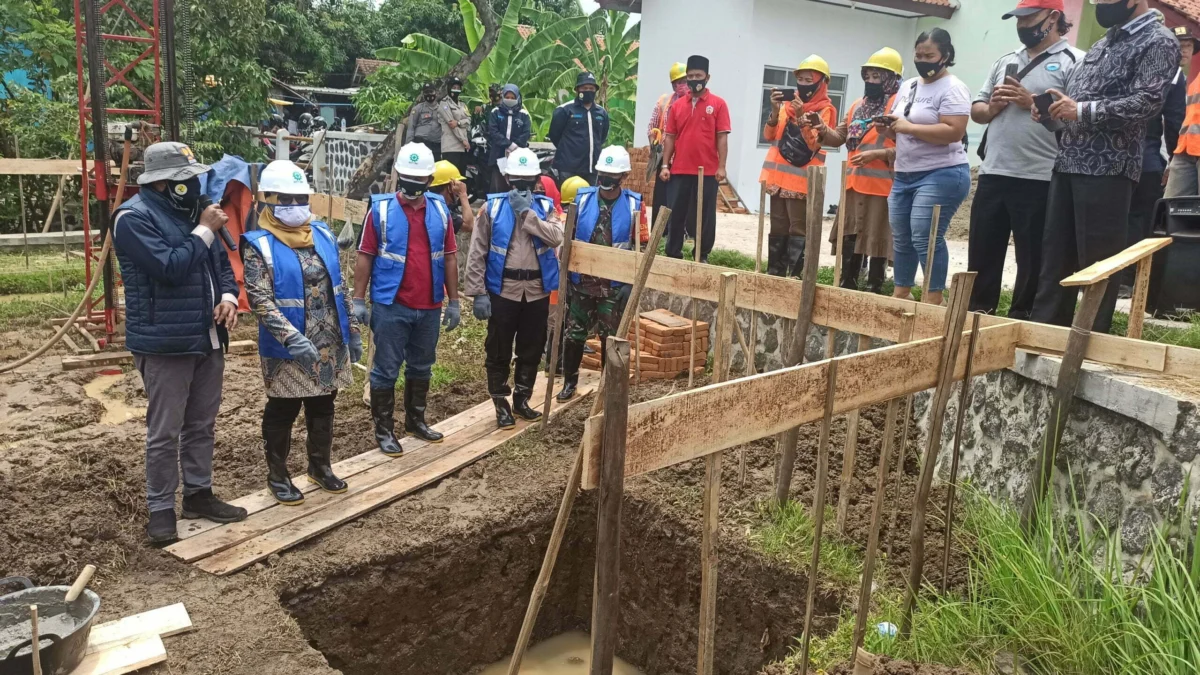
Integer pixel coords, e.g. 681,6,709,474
877,28,971,305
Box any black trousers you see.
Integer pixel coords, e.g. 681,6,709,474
484,293,550,395
442,151,469,176
262,393,336,433
652,170,670,229
967,174,1050,319
666,174,718,260
1030,172,1134,334
1123,171,1162,287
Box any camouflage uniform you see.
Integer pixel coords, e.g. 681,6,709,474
566,198,628,347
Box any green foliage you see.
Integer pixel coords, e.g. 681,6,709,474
189,119,269,165
747,500,866,587
0,289,90,329
0,0,74,94
188,0,273,124
0,82,80,233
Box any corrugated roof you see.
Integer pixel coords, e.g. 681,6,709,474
1161,0,1200,22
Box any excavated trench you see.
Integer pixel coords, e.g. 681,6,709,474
284,493,840,675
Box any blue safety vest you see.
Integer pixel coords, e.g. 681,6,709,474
484,192,560,296
367,192,450,306
244,221,352,360
571,186,640,286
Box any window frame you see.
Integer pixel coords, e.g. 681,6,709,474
757,66,849,148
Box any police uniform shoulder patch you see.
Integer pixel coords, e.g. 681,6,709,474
1046,63,1061,72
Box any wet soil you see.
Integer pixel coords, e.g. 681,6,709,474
825,655,976,675
0,316,968,675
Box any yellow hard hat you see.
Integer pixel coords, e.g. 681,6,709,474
795,54,830,80
430,160,465,187
669,62,687,82
862,47,904,76
561,176,589,205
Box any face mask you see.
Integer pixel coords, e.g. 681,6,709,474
578,90,596,105
424,93,435,102
596,174,622,191
687,79,707,94
509,178,537,191
397,177,428,199
1095,0,1135,28
796,82,820,102
863,81,885,99
273,204,311,228
914,60,944,79
1018,16,1052,48
450,89,461,101
165,177,202,211
502,98,519,109
674,81,689,97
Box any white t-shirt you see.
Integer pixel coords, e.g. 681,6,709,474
891,74,972,174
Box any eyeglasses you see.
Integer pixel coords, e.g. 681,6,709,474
276,195,309,205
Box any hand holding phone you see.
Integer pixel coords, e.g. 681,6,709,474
1033,92,1053,118
1004,63,1019,83
779,88,796,102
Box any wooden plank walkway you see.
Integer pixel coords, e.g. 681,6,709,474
168,370,599,575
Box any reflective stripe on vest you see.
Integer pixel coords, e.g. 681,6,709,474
757,106,830,194
844,96,896,198
368,193,449,306
571,186,640,286
1177,76,1200,156
484,193,560,295
245,221,352,360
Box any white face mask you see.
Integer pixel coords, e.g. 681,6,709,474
273,204,311,228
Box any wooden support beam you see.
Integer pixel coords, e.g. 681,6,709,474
920,205,942,300
0,158,82,175
749,182,766,375
541,205,578,427
697,273,737,675
62,341,256,370
1127,257,1152,340
580,321,1018,489
1060,237,1171,286
826,161,849,358
836,332,872,533
901,272,975,637
941,312,981,593
41,177,66,234
590,338,631,675
689,167,705,388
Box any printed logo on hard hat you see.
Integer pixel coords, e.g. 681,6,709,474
174,183,189,196
605,156,614,165
409,153,419,163
292,171,303,181
519,156,528,166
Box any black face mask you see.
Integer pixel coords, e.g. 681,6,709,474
1095,0,1135,28
914,60,945,79
796,82,820,102
449,89,461,101
508,178,538,192
1018,17,1052,48
165,176,202,212
863,81,885,99
688,79,707,94
424,94,436,102
397,177,428,199
597,174,622,191
578,90,596,105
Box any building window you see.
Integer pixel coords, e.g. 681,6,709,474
758,67,848,146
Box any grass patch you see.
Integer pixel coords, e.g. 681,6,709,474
1111,309,1200,349
747,499,865,588
0,289,91,328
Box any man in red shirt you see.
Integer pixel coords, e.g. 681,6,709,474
659,54,732,262
352,143,461,457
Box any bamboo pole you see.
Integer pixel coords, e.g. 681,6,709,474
590,336,631,675
697,272,738,675
920,205,942,302
852,313,916,654
689,167,705,388
774,165,827,506
836,332,873,533
505,207,671,675
824,161,850,358
940,311,981,593
15,137,29,268
900,272,976,637
750,181,766,361
796,356,840,675
41,176,65,233
1020,281,1108,533
541,205,579,427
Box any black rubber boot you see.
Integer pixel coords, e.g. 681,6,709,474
512,365,542,421
786,235,806,278
840,235,862,290
488,371,516,428
369,387,404,457
182,489,248,523
146,509,177,545
305,410,347,494
557,341,584,401
867,256,886,295
404,378,444,442
265,423,304,506
766,235,789,276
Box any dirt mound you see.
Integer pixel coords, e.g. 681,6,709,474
826,654,976,675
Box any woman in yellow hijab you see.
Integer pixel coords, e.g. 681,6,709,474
241,160,361,505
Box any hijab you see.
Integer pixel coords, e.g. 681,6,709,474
257,196,314,249
846,70,901,151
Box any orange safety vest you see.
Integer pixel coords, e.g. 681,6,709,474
1177,74,1200,157
758,104,834,194
844,95,897,198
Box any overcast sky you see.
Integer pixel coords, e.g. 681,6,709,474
578,0,640,24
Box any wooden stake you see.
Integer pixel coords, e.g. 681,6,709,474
16,137,29,268
505,207,671,675
885,376,917,559
749,181,766,368
825,161,850,358
853,313,915,654
836,332,872,533
689,167,705,389
901,272,975,637
541,206,579,427
775,165,827,505
29,605,42,675
697,272,737,675
1127,258,1152,340
940,312,981,594
590,337,631,675
796,357,840,675
920,204,942,302
1021,281,1108,533
41,176,65,234
633,212,642,385
60,176,69,261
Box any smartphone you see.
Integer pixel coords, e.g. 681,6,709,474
778,88,796,102
872,115,894,125
1004,62,1019,83
1033,92,1053,118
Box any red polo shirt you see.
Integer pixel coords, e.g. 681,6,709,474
665,90,731,176
358,195,457,310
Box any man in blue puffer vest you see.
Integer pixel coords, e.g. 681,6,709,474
465,148,564,428
353,143,462,457
112,142,249,544
556,146,642,402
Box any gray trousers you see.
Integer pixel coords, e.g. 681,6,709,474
133,350,225,512
1165,154,1200,198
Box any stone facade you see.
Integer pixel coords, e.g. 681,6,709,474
316,131,387,196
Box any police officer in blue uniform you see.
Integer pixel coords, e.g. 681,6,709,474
549,71,610,187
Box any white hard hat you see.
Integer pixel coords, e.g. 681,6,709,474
259,160,312,195
505,148,542,177
595,146,631,174
394,142,436,177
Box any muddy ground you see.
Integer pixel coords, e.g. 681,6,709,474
0,315,968,675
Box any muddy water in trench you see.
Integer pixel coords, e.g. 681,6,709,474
83,373,144,425
478,633,644,675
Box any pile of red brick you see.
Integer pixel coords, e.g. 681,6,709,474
624,145,748,214
582,309,708,380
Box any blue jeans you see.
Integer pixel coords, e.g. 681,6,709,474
888,164,970,292
369,301,442,390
